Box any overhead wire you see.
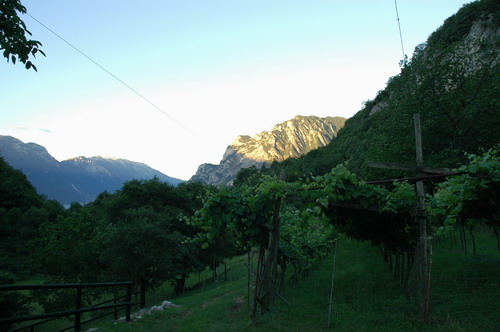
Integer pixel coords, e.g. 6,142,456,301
26,13,207,146
394,0,406,59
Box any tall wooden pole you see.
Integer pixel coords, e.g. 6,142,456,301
256,170,286,315
414,113,429,321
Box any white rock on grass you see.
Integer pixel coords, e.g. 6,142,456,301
118,301,179,321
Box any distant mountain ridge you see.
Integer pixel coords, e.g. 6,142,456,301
191,115,346,186
0,135,183,205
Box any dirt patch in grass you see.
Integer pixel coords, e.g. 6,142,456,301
201,292,230,310
231,296,244,314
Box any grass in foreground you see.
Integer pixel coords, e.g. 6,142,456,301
79,231,500,331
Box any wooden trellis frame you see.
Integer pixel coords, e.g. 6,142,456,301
368,113,451,322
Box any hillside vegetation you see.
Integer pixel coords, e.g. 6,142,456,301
265,0,499,181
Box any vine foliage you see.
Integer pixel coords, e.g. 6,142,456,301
191,150,499,317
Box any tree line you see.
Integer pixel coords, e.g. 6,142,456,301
0,156,221,316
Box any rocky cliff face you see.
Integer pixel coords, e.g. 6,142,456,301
370,5,500,116
191,115,346,186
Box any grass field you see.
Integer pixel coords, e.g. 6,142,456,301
9,229,499,331
88,230,500,332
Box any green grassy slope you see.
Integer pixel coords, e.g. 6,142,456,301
92,231,499,332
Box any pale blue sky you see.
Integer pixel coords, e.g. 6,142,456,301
1,0,472,180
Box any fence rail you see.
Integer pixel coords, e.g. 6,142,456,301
0,280,146,332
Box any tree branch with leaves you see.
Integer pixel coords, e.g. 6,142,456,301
1,0,45,71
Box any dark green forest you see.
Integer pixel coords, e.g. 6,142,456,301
1,0,499,328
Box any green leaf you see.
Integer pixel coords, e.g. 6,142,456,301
317,198,329,208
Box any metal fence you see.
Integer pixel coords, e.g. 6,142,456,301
0,280,146,332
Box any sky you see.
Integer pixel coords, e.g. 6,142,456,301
1,0,472,180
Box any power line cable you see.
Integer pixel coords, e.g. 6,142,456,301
394,0,406,59
26,13,206,145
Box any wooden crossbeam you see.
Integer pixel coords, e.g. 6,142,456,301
366,172,460,185
328,200,382,213
328,200,423,217
368,161,451,174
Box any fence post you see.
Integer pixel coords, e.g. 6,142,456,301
113,298,118,319
140,277,146,309
247,250,251,307
75,286,82,332
126,283,132,321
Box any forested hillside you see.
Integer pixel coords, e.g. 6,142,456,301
0,157,63,276
0,158,213,321
0,156,65,319
265,0,499,181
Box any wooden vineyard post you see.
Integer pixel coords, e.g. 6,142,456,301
247,250,251,307
259,197,282,312
414,113,430,322
368,113,443,323
327,239,339,328
140,277,146,309
251,246,264,320
252,170,286,320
